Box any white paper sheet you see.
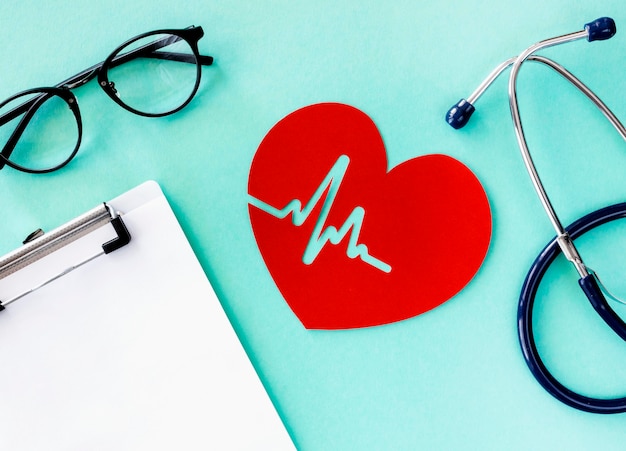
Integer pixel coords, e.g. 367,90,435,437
0,181,294,450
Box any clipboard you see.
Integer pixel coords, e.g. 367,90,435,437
0,181,294,450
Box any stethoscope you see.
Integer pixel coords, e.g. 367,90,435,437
447,17,626,413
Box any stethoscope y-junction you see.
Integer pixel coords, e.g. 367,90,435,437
447,17,626,413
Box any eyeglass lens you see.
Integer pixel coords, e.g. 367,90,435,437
0,91,80,173
105,33,200,116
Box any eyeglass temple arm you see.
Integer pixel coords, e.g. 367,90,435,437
60,32,213,89
104,33,213,71
0,31,213,127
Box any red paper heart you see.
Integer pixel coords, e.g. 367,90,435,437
248,103,491,329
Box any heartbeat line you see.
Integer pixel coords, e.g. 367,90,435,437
248,155,391,273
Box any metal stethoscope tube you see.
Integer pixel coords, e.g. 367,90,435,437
447,17,626,413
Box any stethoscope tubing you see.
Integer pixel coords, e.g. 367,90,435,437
511,19,626,413
519,202,626,413
447,17,626,413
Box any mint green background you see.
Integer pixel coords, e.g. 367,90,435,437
1,1,626,449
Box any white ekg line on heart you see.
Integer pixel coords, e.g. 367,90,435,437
248,155,391,273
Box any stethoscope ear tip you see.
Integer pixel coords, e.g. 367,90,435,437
585,17,616,42
446,99,475,129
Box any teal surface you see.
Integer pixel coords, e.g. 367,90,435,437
1,1,625,449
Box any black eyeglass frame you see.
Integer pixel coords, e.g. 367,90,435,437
0,25,213,174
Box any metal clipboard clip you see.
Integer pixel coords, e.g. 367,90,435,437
0,203,131,311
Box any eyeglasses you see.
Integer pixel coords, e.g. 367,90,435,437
0,26,213,174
